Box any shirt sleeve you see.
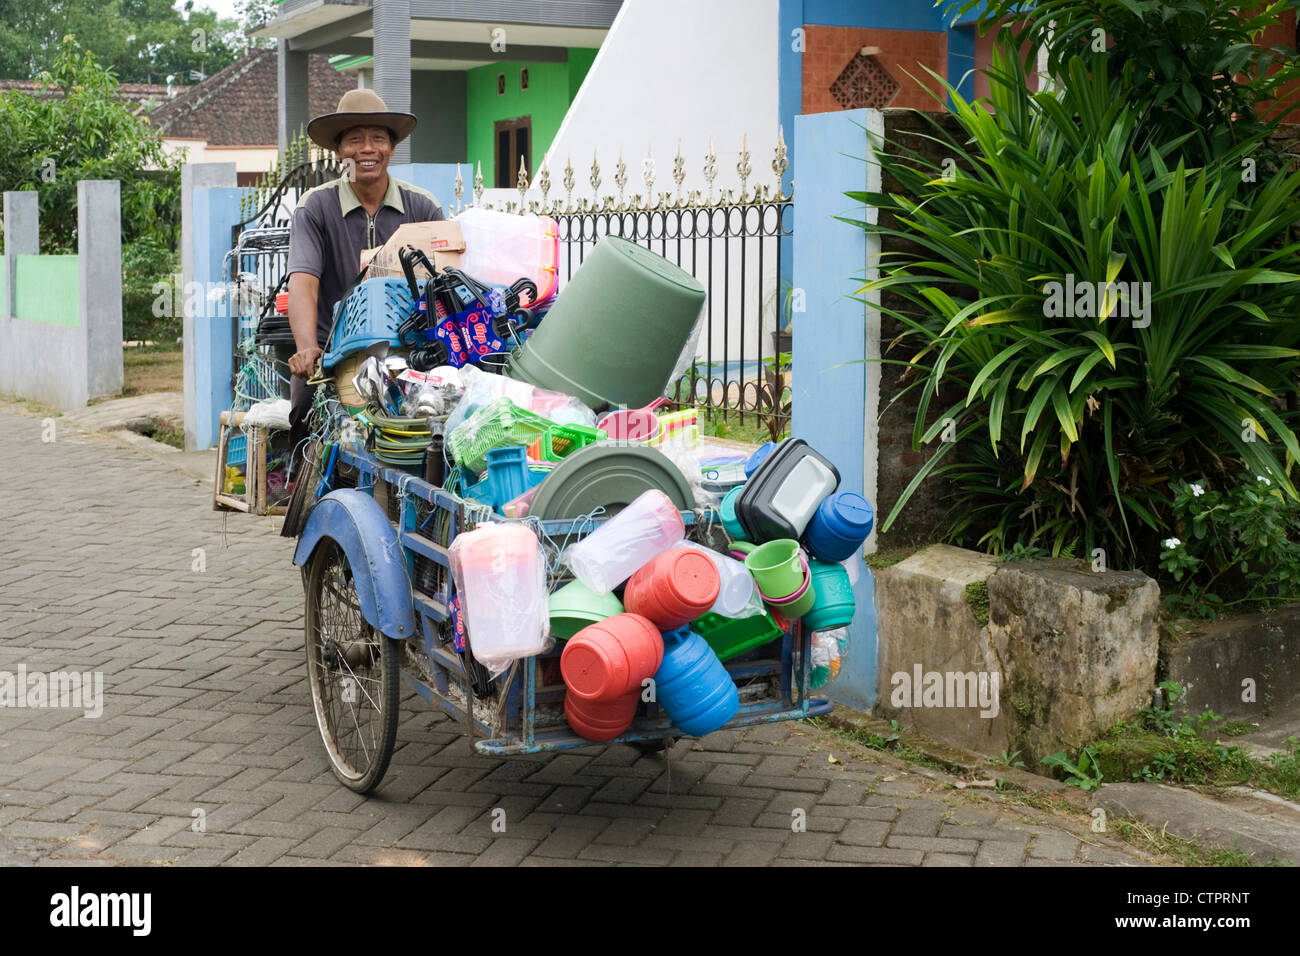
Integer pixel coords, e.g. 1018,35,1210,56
286,197,325,278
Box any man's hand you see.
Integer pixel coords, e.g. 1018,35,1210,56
287,271,322,379
289,346,323,379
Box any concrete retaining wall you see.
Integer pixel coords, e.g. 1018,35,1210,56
1165,606,1300,719
875,545,1161,763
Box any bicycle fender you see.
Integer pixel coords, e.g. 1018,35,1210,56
293,488,416,641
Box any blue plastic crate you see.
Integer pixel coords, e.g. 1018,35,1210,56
323,277,417,370
227,432,247,467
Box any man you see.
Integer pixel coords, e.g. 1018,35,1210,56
285,89,445,456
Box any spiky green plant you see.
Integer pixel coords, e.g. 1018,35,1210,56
847,41,1300,567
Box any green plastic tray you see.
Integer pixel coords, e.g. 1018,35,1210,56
693,611,783,662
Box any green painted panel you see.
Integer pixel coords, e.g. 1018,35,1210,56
15,255,79,327
466,59,575,188
568,47,598,100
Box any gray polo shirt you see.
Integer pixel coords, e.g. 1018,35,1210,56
287,174,445,348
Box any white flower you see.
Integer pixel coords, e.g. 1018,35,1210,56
1163,537,1182,550
1190,483,1204,497
1257,475,1272,486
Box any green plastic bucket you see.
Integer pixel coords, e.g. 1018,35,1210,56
506,236,706,410
743,539,805,601
548,579,626,641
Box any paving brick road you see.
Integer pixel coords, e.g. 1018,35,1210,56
0,407,1167,867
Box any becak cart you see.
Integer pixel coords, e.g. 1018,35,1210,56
282,229,857,795
288,434,833,794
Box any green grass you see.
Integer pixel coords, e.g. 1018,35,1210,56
1220,720,1260,737
0,393,62,418
696,410,782,446
807,716,957,773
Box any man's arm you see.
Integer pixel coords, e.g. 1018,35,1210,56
286,196,326,378
287,272,322,378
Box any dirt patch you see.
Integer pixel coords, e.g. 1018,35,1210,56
122,346,183,396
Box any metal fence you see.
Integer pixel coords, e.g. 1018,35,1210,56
227,131,794,436
467,132,794,438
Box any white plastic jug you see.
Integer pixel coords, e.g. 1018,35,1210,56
448,524,549,671
678,542,759,619
564,489,685,594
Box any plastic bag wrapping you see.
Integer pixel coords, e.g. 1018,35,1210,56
564,489,685,594
650,436,709,508
667,311,706,393
401,381,455,418
448,523,552,679
398,366,466,417
454,207,560,305
444,364,596,438
810,627,847,689
243,399,291,430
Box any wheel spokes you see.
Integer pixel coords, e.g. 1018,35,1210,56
311,544,389,779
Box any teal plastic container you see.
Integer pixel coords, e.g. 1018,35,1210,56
653,626,740,737
720,486,745,540
803,559,855,632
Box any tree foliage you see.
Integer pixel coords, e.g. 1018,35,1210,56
0,37,183,340
0,0,276,85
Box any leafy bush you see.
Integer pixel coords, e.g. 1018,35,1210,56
851,24,1300,577
1159,475,1300,617
943,0,1300,170
0,36,181,346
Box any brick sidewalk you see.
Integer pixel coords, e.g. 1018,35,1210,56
0,408,1167,867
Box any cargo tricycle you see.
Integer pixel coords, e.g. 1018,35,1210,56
287,437,833,794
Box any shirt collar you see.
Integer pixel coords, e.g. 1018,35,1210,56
337,174,404,217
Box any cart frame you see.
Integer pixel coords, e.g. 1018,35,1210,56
292,441,832,761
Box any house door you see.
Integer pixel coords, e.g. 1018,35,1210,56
495,117,532,189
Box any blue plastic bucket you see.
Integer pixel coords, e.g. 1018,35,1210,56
653,626,740,737
803,559,855,632
745,441,776,477
804,492,874,563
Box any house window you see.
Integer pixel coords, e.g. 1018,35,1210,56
497,73,506,96
830,51,899,110
520,68,529,91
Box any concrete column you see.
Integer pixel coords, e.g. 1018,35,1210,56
190,186,244,451
278,37,311,162
791,108,882,711
78,180,123,401
181,163,237,451
3,191,38,320
373,0,413,165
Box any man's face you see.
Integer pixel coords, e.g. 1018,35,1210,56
336,125,394,187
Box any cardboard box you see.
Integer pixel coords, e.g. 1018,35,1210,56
362,221,464,277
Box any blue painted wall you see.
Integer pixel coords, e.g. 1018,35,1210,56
191,187,242,450
388,163,468,215
791,108,878,710
948,23,977,103
803,0,944,30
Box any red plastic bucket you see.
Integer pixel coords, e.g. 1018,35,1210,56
565,689,639,742
560,613,664,701
623,547,721,630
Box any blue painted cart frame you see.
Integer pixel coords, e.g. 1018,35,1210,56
293,442,832,757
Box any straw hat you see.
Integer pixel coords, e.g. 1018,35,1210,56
306,89,417,150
